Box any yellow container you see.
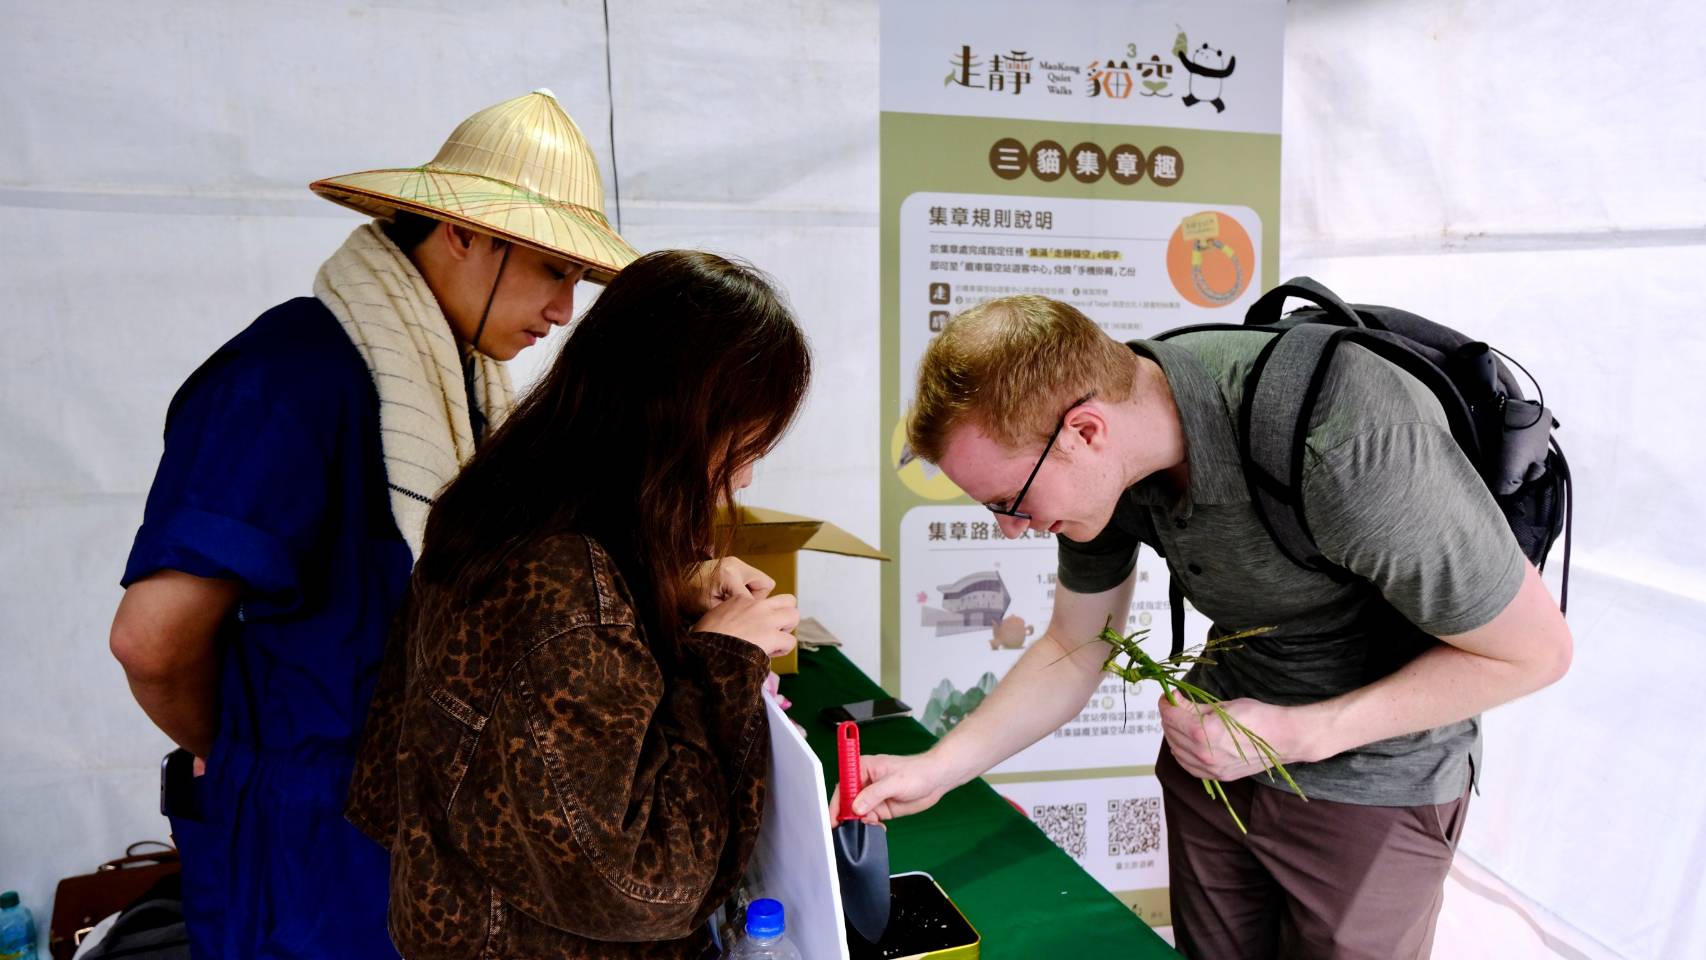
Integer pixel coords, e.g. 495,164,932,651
847,872,980,960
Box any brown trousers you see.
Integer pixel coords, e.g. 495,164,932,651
1157,745,1469,960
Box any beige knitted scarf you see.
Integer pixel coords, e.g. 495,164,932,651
313,223,514,560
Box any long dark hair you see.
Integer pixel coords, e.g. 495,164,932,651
415,250,812,641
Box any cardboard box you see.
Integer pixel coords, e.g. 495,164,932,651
724,506,888,673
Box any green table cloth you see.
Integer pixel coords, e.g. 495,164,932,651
780,648,1177,958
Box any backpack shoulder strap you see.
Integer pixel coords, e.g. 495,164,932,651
1246,276,1366,329
1239,323,1357,581
1162,320,1362,656
1168,573,1186,659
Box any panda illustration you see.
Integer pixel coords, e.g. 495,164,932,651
1176,41,1237,113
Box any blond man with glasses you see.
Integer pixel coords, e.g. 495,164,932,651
851,294,1572,959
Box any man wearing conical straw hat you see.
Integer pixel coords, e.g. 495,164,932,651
109,89,637,959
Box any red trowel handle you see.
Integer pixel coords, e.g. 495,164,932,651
837,721,862,823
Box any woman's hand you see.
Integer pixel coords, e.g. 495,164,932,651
683,557,775,616
763,670,792,711
693,592,799,658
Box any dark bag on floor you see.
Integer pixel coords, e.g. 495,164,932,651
75,871,187,960
47,843,180,960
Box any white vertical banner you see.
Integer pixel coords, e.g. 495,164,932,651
878,0,1284,926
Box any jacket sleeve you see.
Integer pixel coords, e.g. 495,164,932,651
451,617,772,942
121,347,333,618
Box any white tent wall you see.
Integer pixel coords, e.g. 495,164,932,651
1282,2,1706,957
0,2,1698,959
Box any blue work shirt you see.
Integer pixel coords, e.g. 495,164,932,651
123,297,412,959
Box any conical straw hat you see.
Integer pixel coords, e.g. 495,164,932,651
310,89,637,284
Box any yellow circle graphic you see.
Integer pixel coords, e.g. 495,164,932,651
1166,211,1255,308
891,419,965,501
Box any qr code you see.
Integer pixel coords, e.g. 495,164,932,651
1107,797,1162,856
1032,802,1087,859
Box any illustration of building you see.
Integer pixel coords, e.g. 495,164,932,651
921,569,1012,636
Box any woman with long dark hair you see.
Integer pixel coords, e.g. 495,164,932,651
346,250,812,959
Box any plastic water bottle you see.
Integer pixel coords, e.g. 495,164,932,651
0,891,37,960
727,898,803,960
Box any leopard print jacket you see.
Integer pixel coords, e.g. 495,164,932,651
346,532,771,959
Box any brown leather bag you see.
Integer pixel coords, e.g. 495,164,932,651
47,843,179,960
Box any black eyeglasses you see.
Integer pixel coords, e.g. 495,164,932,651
984,394,1092,520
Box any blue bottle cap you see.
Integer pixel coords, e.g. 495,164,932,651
745,898,785,938
0,891,16,909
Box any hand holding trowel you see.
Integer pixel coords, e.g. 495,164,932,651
833,720,891,942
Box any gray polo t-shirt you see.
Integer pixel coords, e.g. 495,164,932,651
1057,331,1526,806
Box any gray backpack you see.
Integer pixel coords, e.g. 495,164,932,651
1156,277,1572,657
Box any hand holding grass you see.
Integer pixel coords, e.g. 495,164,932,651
1160,695,1304,782
1094,622,1307,833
